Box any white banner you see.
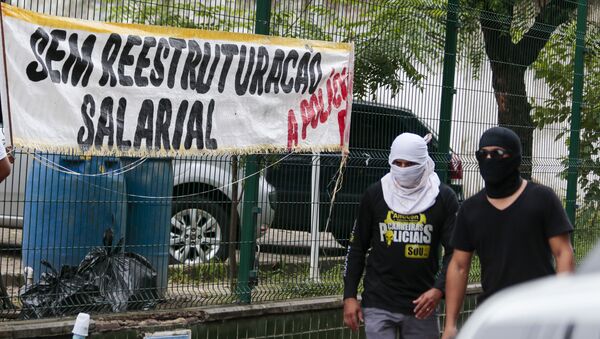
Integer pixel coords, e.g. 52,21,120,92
0,4,353,156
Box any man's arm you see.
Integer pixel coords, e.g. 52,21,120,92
541,185,574,274
0,146,11,308
433,188,459,293
549,233,574,274
343,190,373,331
441,249,472,339
0,156,10,183
414,188,459,319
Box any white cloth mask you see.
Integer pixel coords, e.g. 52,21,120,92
381,133,440,214
390,162,426,188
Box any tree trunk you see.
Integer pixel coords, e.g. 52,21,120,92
479,1,577,181
489,61,534,179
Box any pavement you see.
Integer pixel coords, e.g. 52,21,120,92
257,228,345,255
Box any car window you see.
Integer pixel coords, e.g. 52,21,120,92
349,103,432,152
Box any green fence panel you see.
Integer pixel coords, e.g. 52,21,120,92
0,1,597,332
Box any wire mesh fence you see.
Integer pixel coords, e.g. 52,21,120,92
0,0,597,333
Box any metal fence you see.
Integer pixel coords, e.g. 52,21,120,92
0,0,598,329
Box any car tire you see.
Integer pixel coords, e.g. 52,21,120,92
169,196,231,264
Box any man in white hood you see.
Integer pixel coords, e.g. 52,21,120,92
343,133,459,339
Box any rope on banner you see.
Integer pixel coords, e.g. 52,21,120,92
31,152,148,177
27,150,296,199
323,151,349,236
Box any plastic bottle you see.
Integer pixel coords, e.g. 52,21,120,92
72,312,90,339
23,267,33,286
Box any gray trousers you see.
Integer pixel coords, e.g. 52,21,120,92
363,307,439,339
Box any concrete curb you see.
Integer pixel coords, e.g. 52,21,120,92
0,296,343,338
0,286,482,338
202,296,343,322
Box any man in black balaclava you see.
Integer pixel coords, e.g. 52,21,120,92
441,126,575,339
477,127,522,198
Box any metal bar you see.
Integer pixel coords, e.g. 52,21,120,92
436,0,459,183
0,215,22,229
237,0,272,304
237,156,259,304
309,153,320,282
565,0,588,226
255,0,271,35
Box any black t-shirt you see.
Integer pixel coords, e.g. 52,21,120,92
451,181,573,303
343,182,458,315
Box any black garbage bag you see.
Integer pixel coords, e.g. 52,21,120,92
77,235,159,312
19,261,108,319
0,272,15,311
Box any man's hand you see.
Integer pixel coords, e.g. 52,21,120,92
343,298,363,332
413,288,442,319
441,325,458,339
5,146,13,164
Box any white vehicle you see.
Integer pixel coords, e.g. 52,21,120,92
171,157,274,264
457,242,600,339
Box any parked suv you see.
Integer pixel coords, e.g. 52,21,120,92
265,102,463,247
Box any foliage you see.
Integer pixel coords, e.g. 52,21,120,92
104,0,447,100
105,0,254,32
455,0,576,78
532,20,600,202
270,0,448,100
103,0,594,199
458,0,598,204
573,202,600,262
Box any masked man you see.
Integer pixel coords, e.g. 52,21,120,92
442,127,574,339
343,133,459,339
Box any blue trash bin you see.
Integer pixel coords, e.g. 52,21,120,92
22,155,127,282
121,158,172,294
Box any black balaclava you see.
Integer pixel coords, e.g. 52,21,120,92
478,127,523,198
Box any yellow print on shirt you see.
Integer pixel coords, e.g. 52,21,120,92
405,244,430,259
385,229,394,246
379,210,433,258
384,211,427,224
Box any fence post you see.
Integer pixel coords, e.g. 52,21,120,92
436,0,459,183
565,0,587,229
237,0,271,304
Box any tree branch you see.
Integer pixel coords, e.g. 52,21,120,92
479,2,515,62
515,0,577,65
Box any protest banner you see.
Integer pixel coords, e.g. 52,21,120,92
0,3,353,156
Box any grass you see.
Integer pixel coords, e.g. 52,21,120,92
166,204,600,303
167,258,348,299
169,262,229,284
261,261,346,298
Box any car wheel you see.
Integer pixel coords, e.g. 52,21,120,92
169,196,230,264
